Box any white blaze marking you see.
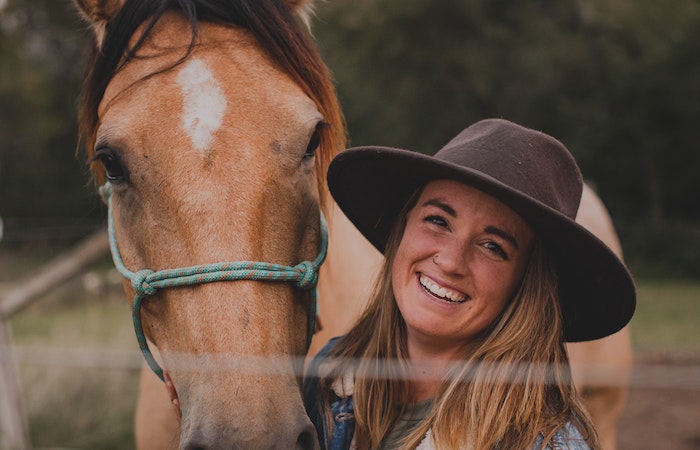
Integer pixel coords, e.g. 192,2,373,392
176,58,227,153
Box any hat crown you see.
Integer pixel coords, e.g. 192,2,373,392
435,119,582,219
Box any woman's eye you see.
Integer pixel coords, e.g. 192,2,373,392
425,215,448,228
483,241,508,259
91,149,127,183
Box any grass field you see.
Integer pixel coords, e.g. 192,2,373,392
6,275,139,450
631,279,700,353
2,259,699,449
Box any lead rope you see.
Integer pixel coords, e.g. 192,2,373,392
100,183,327,382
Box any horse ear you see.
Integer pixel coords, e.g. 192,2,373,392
73,0,125,47
284,0,316,30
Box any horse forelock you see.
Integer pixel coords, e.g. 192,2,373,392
79,0,344,210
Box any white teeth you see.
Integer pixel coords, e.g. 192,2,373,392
419,275,466,303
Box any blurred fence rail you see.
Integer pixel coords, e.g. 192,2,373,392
0,228,109,450
8,345,700,390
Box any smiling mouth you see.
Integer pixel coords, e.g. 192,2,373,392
419,274,467,303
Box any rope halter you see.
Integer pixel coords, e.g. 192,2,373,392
100,183,327,382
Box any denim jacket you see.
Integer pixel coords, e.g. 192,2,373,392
303,338,591,450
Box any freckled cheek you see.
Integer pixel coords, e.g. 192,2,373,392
393,239,427,281
486,297,510,319
399,227,441,260
479,268,520,310
391,249,409,294
391,246,423,308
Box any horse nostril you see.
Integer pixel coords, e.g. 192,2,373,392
296,423,318,450
181,435,207,450
183,443,206,450
183,444,206,450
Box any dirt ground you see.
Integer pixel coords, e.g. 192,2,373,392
617,354,700,450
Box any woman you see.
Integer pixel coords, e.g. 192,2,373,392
303,118,636,449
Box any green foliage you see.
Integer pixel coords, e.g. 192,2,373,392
314,0,700,224
1,0,698,275
0,0,97,220
620,220,700,280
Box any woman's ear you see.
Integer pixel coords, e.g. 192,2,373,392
72,0,125,48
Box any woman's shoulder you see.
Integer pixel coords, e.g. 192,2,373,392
306,336,343,377
318,336,343,359
531,422,592,450
303,336,347,450
303,336,344,396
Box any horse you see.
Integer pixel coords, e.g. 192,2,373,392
73,0,364,447
74,1,631,448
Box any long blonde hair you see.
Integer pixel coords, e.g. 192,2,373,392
319,187,599,449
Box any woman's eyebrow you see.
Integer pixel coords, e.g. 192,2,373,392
484,225,520,250
422,199,520,249
422,199,457,217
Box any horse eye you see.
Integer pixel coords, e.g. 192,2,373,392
304,122,327,159
91,148,127,184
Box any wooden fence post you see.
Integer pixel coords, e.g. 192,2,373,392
0,320,31,450
0,227,110,450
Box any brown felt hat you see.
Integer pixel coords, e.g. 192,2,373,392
327,118,635,342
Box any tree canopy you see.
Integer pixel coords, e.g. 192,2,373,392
1,0,697,274
1,0,94,222
313,0,700,224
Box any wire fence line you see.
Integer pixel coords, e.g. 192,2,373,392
11,345,700,391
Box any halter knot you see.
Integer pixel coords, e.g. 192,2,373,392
293,260,318,290
132,269,157,296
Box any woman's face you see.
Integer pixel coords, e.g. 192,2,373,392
392,179,535,354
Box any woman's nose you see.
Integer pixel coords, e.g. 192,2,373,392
432,243,469,275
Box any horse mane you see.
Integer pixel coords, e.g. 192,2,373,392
78,0,345,207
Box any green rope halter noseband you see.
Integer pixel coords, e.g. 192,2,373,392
100,183,327,382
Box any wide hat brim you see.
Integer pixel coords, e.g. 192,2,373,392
327,146,635,342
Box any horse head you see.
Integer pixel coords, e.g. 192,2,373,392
74,0,344,448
